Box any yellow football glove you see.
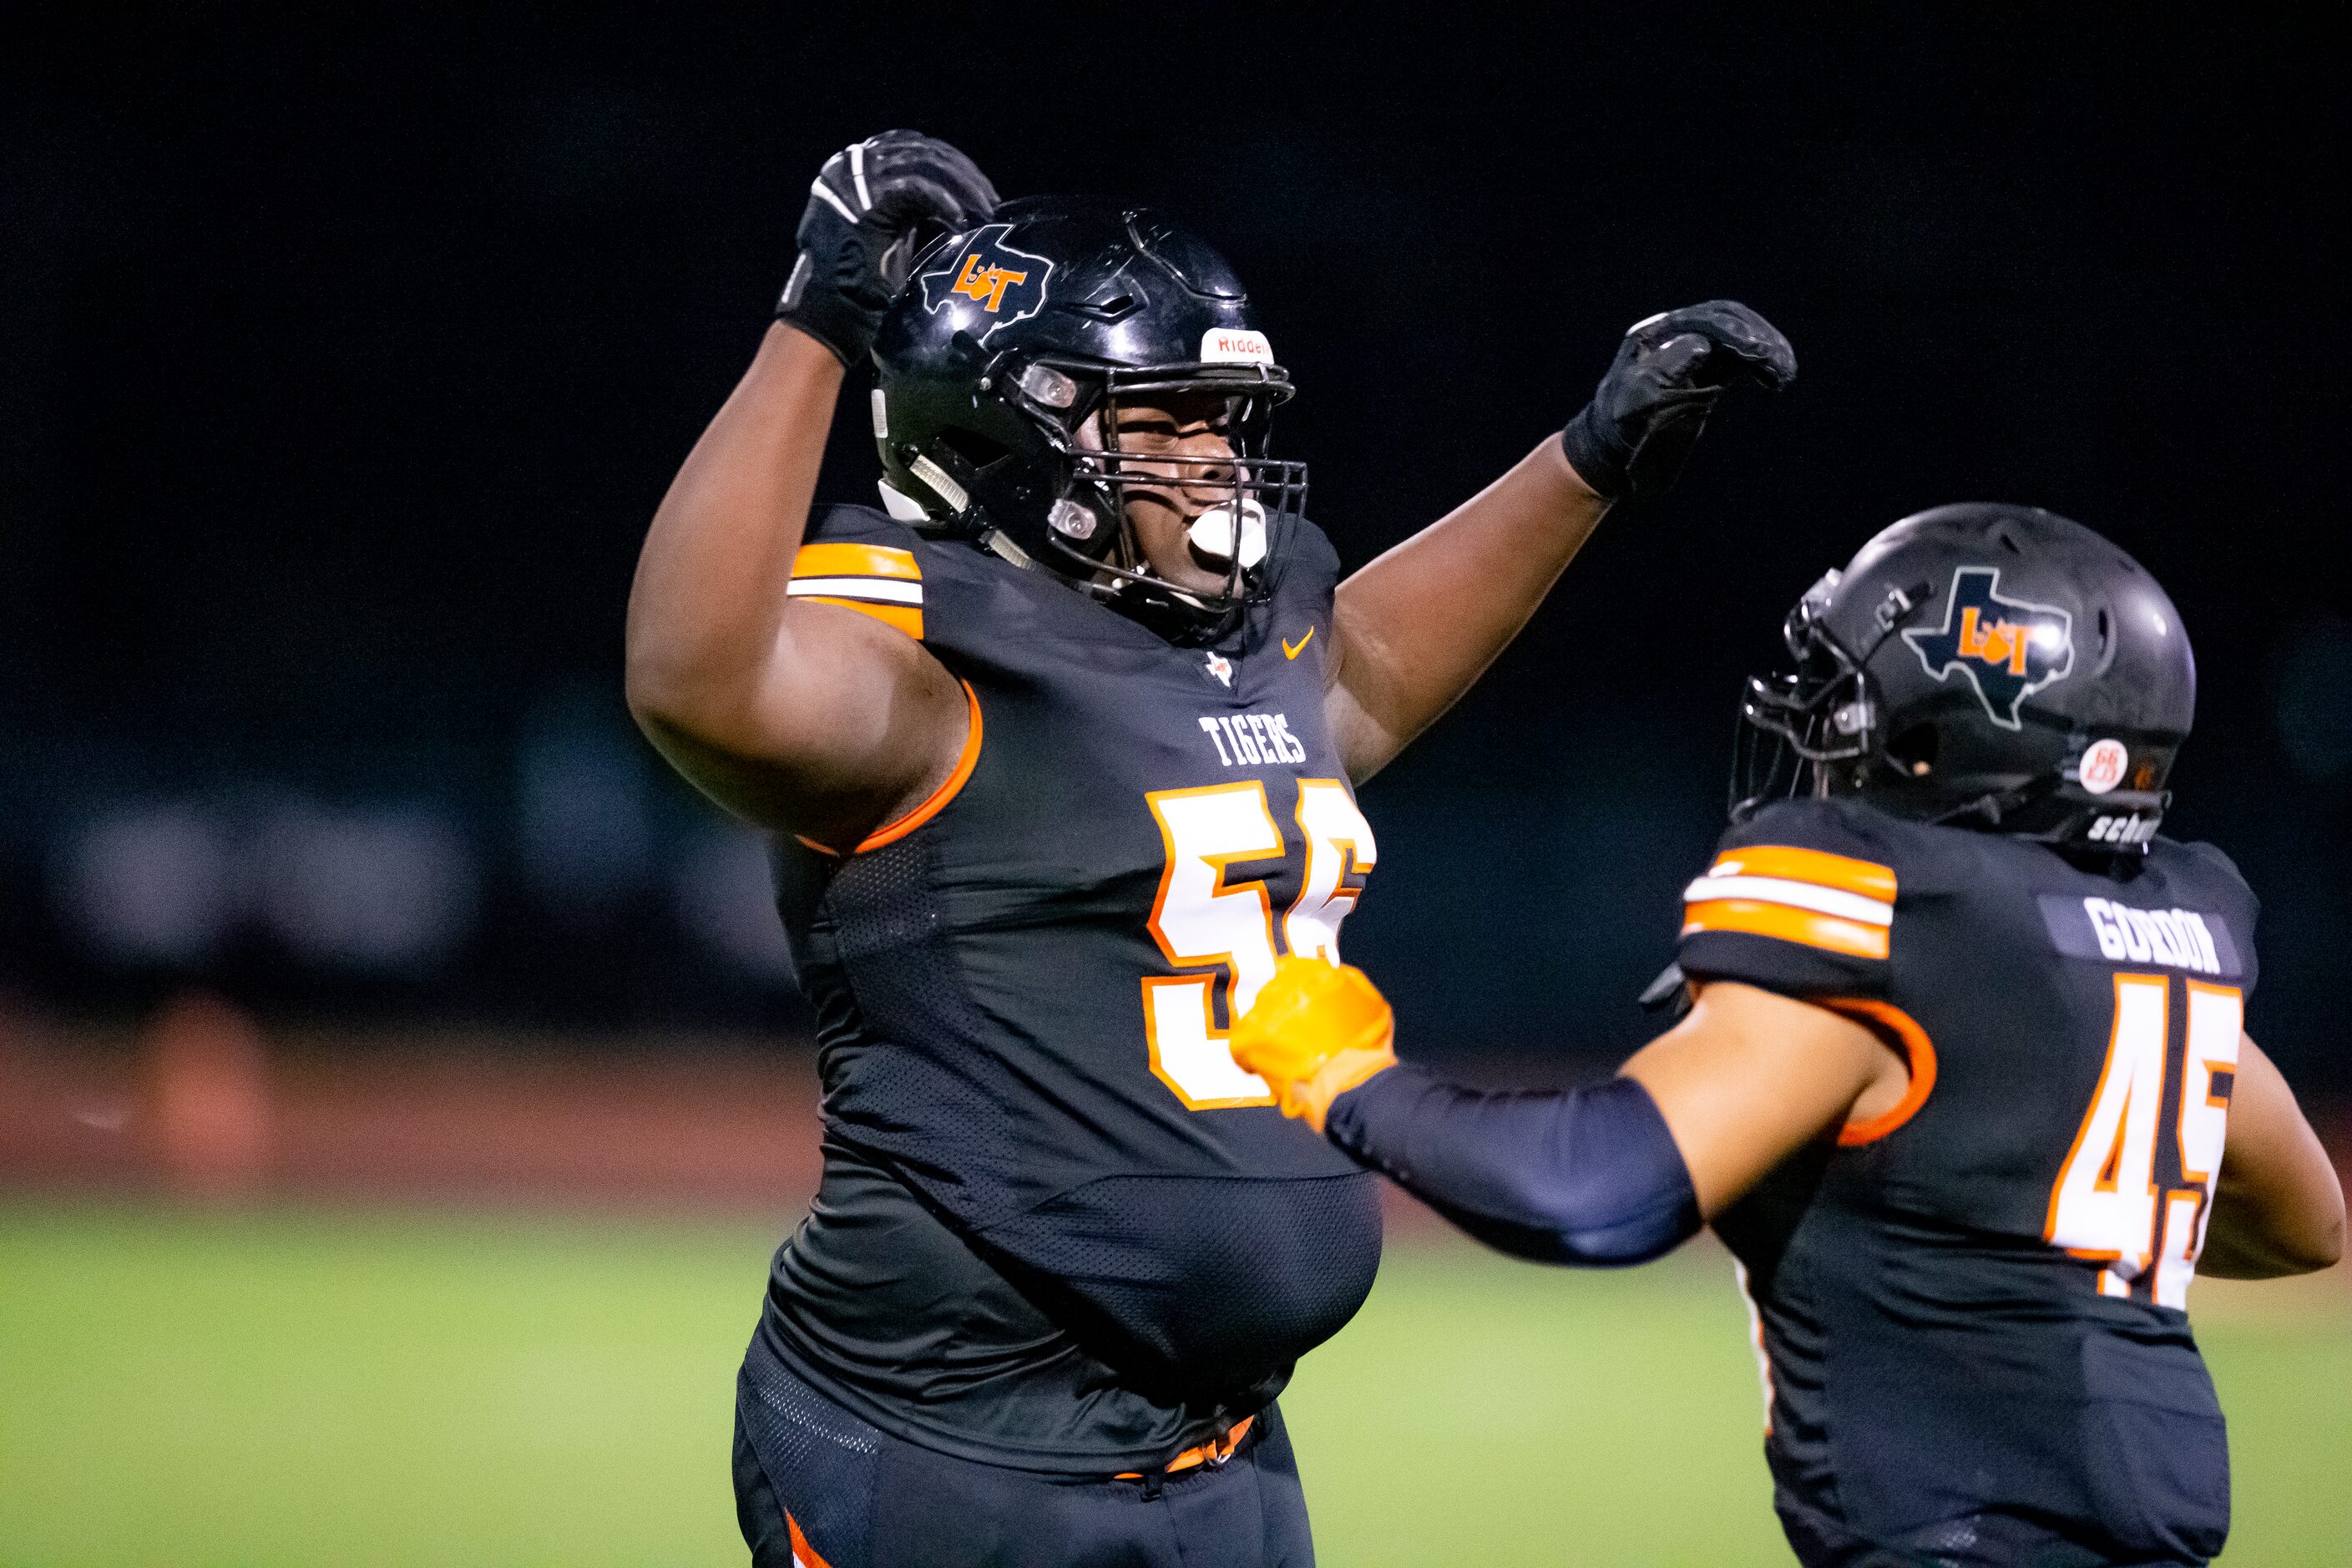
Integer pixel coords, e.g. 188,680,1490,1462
1231,955,1399,1133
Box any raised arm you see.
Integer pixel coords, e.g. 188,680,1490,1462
2198,1037,2344,1278
624,134,995,847
1324,303,1795,782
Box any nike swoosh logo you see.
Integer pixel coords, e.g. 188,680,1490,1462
1282,627,1316,660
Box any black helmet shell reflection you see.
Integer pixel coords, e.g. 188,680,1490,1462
1737,503,2196,852
870,196,1304,643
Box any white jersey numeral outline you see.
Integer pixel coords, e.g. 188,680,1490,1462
1143,780,1377,1110
2046,973,2243,1307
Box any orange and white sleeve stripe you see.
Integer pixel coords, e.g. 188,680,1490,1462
787,541,923,639
1681,844,1898,960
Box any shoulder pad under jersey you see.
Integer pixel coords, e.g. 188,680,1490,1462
790,504,930,641
1677,797,1907,1000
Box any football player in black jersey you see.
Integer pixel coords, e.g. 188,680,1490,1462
624,132,1793,1567
1234,503,2344,1567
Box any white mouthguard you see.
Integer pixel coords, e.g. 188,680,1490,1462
1187,500,1267,569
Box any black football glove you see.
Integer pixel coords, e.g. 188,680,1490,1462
1559,301,1796,501
775,130,999,367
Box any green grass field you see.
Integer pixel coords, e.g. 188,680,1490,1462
3,1201,2345,1565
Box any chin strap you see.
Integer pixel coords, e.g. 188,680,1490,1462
1911,773,2163,857
1637,963,1693,1019
978,527,1039,572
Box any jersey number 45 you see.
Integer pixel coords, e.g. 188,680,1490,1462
2046,974,2242,1308
1144,781,1376,1110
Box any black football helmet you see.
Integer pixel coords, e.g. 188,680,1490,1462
1736,503,2196,853
867,195,1303,642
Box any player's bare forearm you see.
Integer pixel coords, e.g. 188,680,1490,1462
628,323,838,731
629,135,998,838
1325,438,1606,781
1323,301,1795,783
625,325,964,838
1620,983,1900,1218
2198,1039,2344,1279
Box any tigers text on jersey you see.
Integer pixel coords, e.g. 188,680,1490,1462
1681,797,2258,1565
755,503,1383,1474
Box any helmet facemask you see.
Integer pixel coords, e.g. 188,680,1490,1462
1735,562,2177,853
1734,569,1880,817
1737,568,2067,828
1023,358,1307,643
869,197,1309,644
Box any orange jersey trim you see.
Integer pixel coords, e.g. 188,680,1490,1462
1682,898,1890,960
1706,843,1896,903
786,1513,837,1568
857,679,981,852
791,680,981,859
792,541,921,581
1818,997,1937,1144
2179,979,2244,1187
1139,975,1277,1110
1115,1414,1256,1479
2041,971,2163,1253
799,594,923,640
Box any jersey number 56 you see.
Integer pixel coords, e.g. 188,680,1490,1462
1144,781,1376,1110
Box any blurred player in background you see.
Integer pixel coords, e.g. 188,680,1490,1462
625,130,1791,1565
1235,503,2344,1568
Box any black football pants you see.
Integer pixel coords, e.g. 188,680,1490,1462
733,1338,1315,1568
1777,1496,2212,1568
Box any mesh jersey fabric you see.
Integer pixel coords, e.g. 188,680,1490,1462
1682,797,2258,1565
756,503,1383,1472
736,1326,1318,1568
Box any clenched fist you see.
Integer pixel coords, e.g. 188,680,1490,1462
1560,301,1796,501
775,130,999,366
1230,956,1399,1133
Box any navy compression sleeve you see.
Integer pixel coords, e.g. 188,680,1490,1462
1323,1066,1702,1266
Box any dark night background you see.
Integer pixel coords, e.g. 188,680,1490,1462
3,9,2346,1086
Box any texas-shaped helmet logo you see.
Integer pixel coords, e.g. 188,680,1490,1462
918,224,1054,338
1900,566,2074,730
